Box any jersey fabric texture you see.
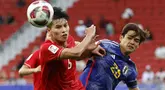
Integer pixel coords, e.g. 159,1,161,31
80,39,138,90
39,35,85,90
25,50,41,90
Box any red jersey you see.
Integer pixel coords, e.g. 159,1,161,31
39,35,84,90
24,50,41,90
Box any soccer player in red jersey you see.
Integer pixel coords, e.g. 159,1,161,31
19,50,41,90
19,7,105,90
19,33,51,90
19,34,84,90
39,7,100,90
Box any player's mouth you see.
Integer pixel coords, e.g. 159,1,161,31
128,45,134,50
62,34,68,38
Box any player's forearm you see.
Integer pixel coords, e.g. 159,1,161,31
75,41,80,45
75,41,92,59
74,35,94,55
78,50,92,60
60,35,94,60
19,66,36,77
19,68,36,76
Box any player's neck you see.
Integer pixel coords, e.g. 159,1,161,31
56,41,67,47
50,38,66,47
120,46,129,56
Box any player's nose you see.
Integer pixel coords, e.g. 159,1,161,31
130,39,135,45
61,26,67,32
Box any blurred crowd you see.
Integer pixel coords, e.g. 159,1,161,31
141,65,165,90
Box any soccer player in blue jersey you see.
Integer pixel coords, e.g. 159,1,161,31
80,23,150,90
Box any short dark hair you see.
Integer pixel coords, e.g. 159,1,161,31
47,7,69,28
121,23,150,44
52,7,69,20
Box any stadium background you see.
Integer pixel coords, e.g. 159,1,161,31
0,0,165,90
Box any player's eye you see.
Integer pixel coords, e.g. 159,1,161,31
64,23,68,27
134,39,140,43
55,25,62,29
127,37,132,40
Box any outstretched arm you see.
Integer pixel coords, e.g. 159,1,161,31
75,40,106,58
40,25,101,61
59,25,97,60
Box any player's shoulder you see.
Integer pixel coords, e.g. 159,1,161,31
40,40,59,53
26,50,40,60
99,39,119,48
68,35,74,41
41,40,57,49
41,40,53,46
33,49,40,55
68,35,75,43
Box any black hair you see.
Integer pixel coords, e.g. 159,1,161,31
52,7,69,20
47,7,69,28
121,23,150,44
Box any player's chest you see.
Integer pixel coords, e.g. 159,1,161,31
50,59,76,71
103,55,136,79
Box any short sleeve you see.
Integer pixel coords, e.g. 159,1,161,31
24,50,39,68
67,35,75,47
124,69,138,88
40,43,63,63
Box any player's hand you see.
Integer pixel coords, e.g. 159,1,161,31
85,25,96,37
34,65,41,73
92,44,106,57
86,35,99,51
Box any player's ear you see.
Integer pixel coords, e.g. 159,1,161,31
47,28,51,32
119,35,123,42
47,22,52,30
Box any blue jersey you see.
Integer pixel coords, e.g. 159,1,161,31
80,39,138,90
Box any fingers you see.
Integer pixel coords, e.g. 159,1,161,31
37,65,41,68
37,65,41,72
85,24,96,36
91,45,106,57
96,45,106,57
89,24,95,28
93,35,99,41
95,41,100,45
99,47,106,56
95,52,104,57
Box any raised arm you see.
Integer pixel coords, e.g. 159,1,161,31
59,25,96,60
74,40,106,58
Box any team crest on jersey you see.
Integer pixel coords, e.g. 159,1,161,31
48,45,59,54
122,65,129,75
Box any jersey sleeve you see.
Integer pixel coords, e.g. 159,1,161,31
124,70,138,88
24,50,39,68
40,43,64,63
67,35,75,47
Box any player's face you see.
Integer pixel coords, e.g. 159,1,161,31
48,18,69,43
120,30,140,55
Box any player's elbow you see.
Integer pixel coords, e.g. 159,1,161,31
18,69,24,77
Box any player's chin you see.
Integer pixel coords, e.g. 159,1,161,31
60,38,67,42
126,48,135,53
129,49,135,53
